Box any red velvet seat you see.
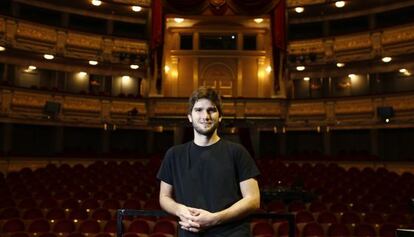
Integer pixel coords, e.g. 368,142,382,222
252,221,275,236
303,222,325,237
2,218,25,233
27,218,50,233
53,219,76,234
153,219,176,235
78,219,101,234
127,219,151,234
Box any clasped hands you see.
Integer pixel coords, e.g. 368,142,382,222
177,205,220,233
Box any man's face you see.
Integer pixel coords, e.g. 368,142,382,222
188,98,222,136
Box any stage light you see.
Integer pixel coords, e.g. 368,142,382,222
296,65,305,71
336,62,345,67
44,54,54,60
265,66,272,73
335,1,346,8
91,0,101,6
79,72,87,77
89,60,98,65
0,46,5,51
130,64,139,69
131,6,142,12
254,18,263,24
303,77,310,81
348,74,357,79
295,7,304,13
174,18,184,23
382,57,392,63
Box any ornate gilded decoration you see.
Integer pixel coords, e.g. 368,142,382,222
66,33,101,49
334,35,371,51
289,102,325,116
17,23,57,42
335,100,374,115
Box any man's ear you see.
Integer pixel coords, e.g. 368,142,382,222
188,114,192,123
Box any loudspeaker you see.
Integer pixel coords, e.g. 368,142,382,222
377,106,394,120
44,101,61,117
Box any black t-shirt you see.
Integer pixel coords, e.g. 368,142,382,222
157,139,260,237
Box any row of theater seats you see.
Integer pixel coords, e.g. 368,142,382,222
1,217,177,237
1,160,413,237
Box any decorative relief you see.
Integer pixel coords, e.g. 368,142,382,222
245,103,282,116
112,0,150,7
288,23,414,57
5,20,17,42
63,98,101,113
288,39,324,55
66,33,101,49
17,23,56,42
334,35,371,51
0,18,5,33
11,93,48,108
334,100,374,114
222,103,236,116
288,0,325,7
382,25,414,45
111,102,146,114
289,102,325,116
153,103,187,115
384,96,414,111
113,39,148,53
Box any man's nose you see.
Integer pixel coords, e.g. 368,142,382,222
201,110,211,118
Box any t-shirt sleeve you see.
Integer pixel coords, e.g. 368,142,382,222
233,143,260,182
156,147,174,185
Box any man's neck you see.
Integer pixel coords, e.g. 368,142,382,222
193,132,220,146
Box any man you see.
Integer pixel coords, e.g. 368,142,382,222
157,87,260,236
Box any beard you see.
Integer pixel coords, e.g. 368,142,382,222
192,120,220,136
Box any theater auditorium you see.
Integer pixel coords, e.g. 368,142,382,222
0,0,414,236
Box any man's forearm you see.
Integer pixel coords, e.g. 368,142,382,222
215,195,260,225
159,195,183,216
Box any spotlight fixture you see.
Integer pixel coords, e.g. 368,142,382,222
91,0,102,6
254,18,263,24
399,68,407,73
131,6,142,12
130,64,139,69
348,74,357,79
0,46,5,51
336,62,345,68
295,7,304,13
382,57,392,63
79,72,87,77
296,65,305,71
174,18,184,23
43,54,54,60
28,65,37,70
335,1,346,8
303,77,310,81
89,60,98,65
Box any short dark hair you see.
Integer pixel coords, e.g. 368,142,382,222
188,87,223,116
